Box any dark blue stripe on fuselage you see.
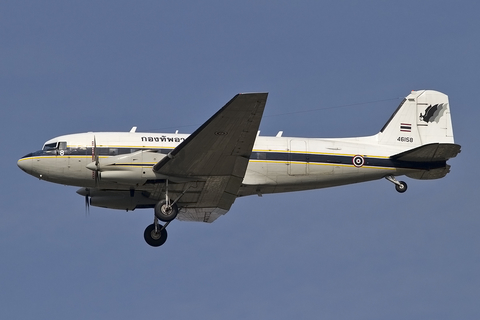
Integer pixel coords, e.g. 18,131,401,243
21,147,172,159
21,147,447,171
250,151,446,170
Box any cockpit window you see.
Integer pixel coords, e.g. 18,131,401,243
43,142,58,151
42,141,67,151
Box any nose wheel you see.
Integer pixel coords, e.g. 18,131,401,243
385,175,408,193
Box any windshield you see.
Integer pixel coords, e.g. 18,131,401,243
42,141,67,151
43,142,58,151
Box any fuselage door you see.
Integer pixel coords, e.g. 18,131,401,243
288,139,308,175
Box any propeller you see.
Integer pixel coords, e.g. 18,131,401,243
87,136,101,186
85,192,91,216
93,136,99,168
76,187,92,217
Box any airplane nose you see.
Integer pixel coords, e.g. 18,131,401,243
17,158,33,174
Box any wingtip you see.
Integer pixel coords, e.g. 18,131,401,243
238,92,269,95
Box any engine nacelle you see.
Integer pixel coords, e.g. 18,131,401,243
77,188,157,210
86,150,166,185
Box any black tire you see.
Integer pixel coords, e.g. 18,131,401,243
154,200,178,222
144,223,168,247
395,181,408,193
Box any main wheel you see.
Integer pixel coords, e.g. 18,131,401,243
395,181,408,193
144,223,168,247
154,200,178,222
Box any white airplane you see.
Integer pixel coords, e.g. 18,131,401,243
18,90,461,247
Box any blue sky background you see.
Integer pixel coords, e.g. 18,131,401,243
1,1,479,319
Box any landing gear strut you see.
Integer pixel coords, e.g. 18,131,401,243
144,179,182,247
154,179,179,222
385,175,408,193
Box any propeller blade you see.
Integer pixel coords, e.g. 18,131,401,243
85,194,90,216
91,136,101,187
94,171,101,187
93,136,99,168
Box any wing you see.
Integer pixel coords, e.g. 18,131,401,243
153,93,268,222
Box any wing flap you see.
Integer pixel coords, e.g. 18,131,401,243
177,207,229,223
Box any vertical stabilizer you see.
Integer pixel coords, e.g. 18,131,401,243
378,90,454,147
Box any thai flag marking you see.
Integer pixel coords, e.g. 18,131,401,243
400,123,411,132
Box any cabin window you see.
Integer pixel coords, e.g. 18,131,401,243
109,148,118,156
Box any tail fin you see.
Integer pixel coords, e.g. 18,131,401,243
378,90,454,147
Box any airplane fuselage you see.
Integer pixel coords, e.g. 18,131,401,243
18,131,433,197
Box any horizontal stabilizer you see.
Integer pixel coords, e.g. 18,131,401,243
392,143,461,162
406,166,451,180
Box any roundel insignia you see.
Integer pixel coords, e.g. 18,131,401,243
352,155,364,168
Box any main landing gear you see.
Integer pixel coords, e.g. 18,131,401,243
143,179,180,247
144,218,169,247
385,175,408,193
144,202,178,247
143,200,178,247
